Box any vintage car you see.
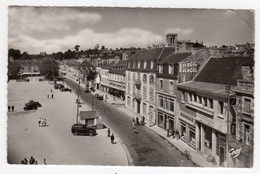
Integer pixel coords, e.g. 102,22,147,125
60,87,72,92
71,124,97,136
54,84,64,89
24,100,42,110
95,94,104,100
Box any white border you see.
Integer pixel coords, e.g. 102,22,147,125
0,1,259,174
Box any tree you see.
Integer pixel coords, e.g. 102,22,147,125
8,60,21,81
39,58,59,80
8,48,21,59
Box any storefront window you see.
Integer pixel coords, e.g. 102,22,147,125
181,123,187,141
189,128,196,147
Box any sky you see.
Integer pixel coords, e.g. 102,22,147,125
8,6,255,54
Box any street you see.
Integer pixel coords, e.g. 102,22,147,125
65,78,197,167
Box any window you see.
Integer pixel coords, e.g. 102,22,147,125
209,99,213,109
160,80,163,89
159,65,163,73
169,65,174,74
244,98,251,113
193,94,197,102
165,99,168,110
138,61,141,68
150,61,154,69
181,91,185,102
170,100,174,112
150,75,154,84
170,81,174,93
198,96,202,104
143,74,147,84
143,103,147,115
188,93,192,102
159,97,164,108
219,101,224,114
144,61,147,69
203,97,207,107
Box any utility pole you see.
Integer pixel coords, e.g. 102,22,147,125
225,83,231,167
76,78,80,124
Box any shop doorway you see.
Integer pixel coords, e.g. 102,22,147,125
219,145,225,165
137,100,141,114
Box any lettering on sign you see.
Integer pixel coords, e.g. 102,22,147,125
180,113,195,123
196,112,214,125
229,147,242,159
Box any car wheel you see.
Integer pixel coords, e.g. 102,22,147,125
89,132,94,136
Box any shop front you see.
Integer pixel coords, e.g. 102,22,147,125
157,110,175,133
179,112,196,149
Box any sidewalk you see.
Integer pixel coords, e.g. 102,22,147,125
117,106,218,167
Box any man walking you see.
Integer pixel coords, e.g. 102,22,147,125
8,106,10,112
110,134,114,144
51,94,54,99
107,128,110,137
11,105,14,112
38,117,41,127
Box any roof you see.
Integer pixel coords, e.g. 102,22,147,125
113,60,127,67
128,47,175,61
178,81,235,102
80,61,95,69
80,111,98,120
159,52,192,64
194,56,253,86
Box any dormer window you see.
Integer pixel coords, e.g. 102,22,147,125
144,61,147,69
150,61,154,69
169,65,174,75
159,65,163,74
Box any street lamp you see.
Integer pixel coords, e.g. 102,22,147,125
225,83,231,167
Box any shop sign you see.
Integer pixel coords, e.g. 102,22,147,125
196,112,214,125
180,113,195,123
229,147,242,159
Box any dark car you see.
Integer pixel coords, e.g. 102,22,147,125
95,94,104,100
71,124,97,136
24,100,42,110
60,87,72,92
54,84,64,89
85,87,91,93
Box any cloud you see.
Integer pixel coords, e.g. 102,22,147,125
9,28,164,54
8,7,102,36
164,28,194,38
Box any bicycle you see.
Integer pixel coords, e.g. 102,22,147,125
207,155,217,165
183,150,192,160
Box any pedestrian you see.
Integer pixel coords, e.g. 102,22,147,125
133,117,135,123
43,158,46,165
110,134,114,144
136,117,139,126
29,156,35,164
35,161,38,165
50,89,52,93
38,117,41,127
44,119,47,126
107,128,110,137
142,116,145,126
132,121,137,133
175,129,179,140
8,106,10,112
51,94,54,99
11,105,14,112
41,118,44,127
47,94,49,98
24,158,28,164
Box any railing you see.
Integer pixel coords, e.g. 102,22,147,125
236,79,254,92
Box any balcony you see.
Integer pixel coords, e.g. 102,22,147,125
133,92,142,100
236,79,254,93
134,78,141,89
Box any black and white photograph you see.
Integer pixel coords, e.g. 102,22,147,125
0,0,258,173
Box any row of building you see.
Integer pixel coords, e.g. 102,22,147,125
94,34,254,168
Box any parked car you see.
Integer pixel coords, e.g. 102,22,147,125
24,100,42,110
71,124,97,136
60,87,72,92
95,94,104,100
90,87,95,92
54,84,64,89
85,87,90,93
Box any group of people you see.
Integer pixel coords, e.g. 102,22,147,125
132,116,146,134
8,105,15,112
107,128,115,144
47,89,54,99
38,117,47,127
21,156,46,165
